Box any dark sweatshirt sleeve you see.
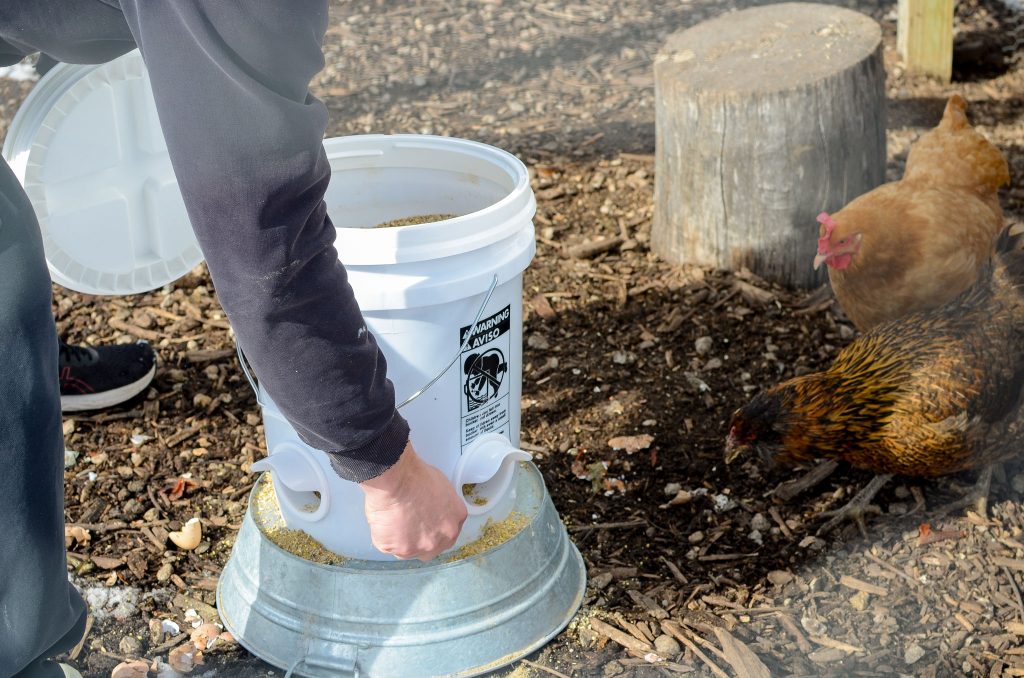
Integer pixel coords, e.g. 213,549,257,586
116,1,409,482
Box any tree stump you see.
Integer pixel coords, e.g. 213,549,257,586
653,3,886,289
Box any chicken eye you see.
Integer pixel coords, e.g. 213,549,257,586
837,238,848,246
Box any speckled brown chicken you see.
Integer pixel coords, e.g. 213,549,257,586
727,226,1024,529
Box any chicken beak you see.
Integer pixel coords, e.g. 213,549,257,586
812,252,829,271
724,433,749,464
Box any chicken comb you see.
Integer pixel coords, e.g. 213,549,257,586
816,212,837,251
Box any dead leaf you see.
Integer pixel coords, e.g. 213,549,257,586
530,293,558,321
163,477,198,501
126,551,149,580
91,555,124,570
714,627,771,678
608,434,655,454
917,522,964,546
571,459,608,493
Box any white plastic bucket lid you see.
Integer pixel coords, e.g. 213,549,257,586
2,50,202,295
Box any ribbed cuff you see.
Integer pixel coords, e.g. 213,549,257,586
324,411,411,483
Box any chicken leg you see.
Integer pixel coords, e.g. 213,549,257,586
935,464,996,518
816,474,894,538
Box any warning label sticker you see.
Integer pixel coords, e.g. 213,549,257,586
459,305,511,449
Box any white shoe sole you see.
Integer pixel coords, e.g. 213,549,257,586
60,364,156,412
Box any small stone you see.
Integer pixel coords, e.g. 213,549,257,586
894,485,911,499
838,324,855,340
132,311,154,329
850,590,870,611
750,513,770,531
712,494,736,512
663,482,682,496
888,502,908,515
653,634,681,657
799,535,825,550
245,413,262,427
122,499,145,518
688,530,704,544
801,615,827,636
748,529,763,545
166,369,188,383
694,336,713,355
149,618,164,645
527,334,550,350
118,635,142,656
1012,473,1024,495
703,357,723,371
612,350,636,365
767,570,793,586
904,642,926,665
156,563,173,582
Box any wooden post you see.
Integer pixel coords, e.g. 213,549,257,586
897,0,954,82
652,3,886,289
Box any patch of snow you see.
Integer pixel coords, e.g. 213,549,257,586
0,62,38,81
81,585,140,621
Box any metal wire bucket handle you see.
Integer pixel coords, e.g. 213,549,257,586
235,273,499,411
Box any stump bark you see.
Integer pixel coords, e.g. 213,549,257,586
653,3,886,289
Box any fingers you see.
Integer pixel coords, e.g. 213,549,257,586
372,523,463,561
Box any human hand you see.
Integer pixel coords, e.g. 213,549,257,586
360,441,468,561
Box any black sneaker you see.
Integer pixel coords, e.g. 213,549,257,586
58,340,157,412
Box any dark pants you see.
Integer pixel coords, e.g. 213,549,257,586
0,158,88,677
0,3,132,676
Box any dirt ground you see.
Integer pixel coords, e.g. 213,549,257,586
4,0,1024,676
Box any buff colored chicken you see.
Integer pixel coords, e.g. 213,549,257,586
814,94,1010,331
728,226,1024,534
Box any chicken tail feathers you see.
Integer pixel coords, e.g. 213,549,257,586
939,93,969,131
994,224,1024,290
903,94,1010,193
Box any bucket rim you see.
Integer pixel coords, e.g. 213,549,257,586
326,133,536,266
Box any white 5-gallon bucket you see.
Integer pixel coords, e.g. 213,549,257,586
2,48,538,562
250,135,537,560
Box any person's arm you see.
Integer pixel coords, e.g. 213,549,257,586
117,2,466,557
117,1,405,480
361,441,468,560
